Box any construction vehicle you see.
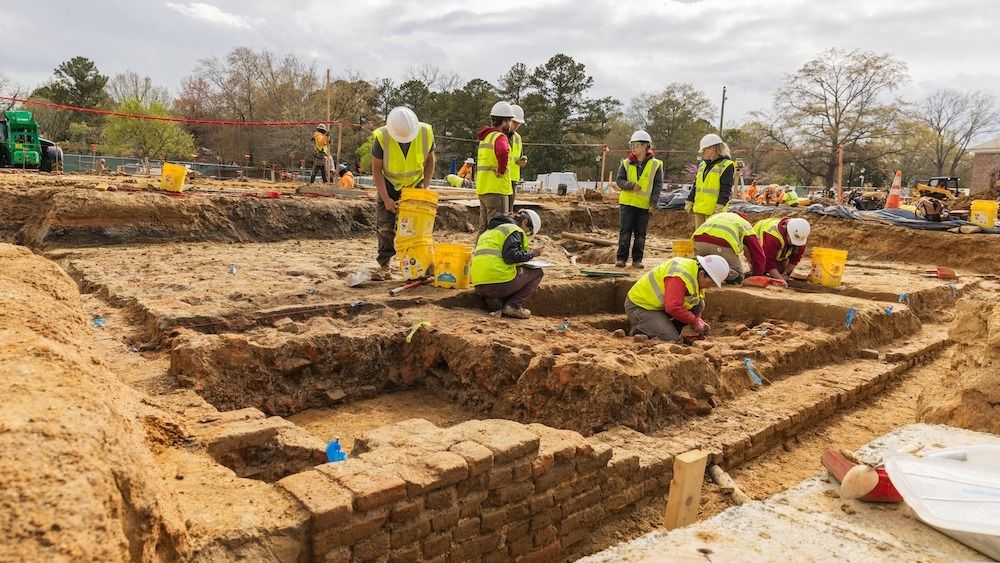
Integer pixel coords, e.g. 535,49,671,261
0,110,56,170
913,177,960,201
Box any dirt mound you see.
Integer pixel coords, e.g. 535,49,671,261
0,244,185,561
917,298,1000,433
951,184,1000,210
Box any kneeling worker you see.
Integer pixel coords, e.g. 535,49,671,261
753,217,810,281
472,209,544,320
625,255,729,342
693,212,766,283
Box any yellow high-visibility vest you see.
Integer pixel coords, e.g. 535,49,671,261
471,223,528,284
693,212,754,254
627,257,703,311
693,158,734,215
476,131,512,196
618,157,663,210
753,218,794,262
373,123,434,190
509,132,523,182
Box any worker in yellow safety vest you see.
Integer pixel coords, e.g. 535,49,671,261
476,101,516,233
753,217,811,281
508,104,528,211
782,185,799,207
693,212,767,283
310,123,330,183
371,106,436,280
615,130,664,269
685,133,735,228
471,209,544,319
624,255,729,342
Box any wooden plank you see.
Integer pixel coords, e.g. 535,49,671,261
662,449,709,530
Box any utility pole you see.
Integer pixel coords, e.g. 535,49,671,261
325,68,331,125
718,86,727,135
836,145,844,205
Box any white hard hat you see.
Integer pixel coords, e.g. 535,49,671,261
699,133,724,151
630,130,652,144
518,209,542,235
316,123,328,132
511,104,526,124
464,158,474,164
490,101,515,118
786,218,811,246
386,107,420,143
696,255,729,288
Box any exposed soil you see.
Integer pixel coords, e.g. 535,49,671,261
3,169,999,562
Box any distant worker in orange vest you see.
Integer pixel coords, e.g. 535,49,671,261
338,164,355,188
746,180,759,202
458,158,474,180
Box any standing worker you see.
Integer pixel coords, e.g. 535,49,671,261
337,164,355,188
615,130,663,268
693,212,766,284
310,123,330,183
753,217,811,281
471,209,544,320
625,255,729,342
508,104,528,211
371,106,436,280
476,101,515,233
685,133,734,228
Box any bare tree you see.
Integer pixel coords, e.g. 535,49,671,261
404,64,460,92
628,83,715,174
0,72,23,111
107,71,170,106
766,48,909,187
914,89,999,176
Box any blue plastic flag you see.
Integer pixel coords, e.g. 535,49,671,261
743,357,763,386
845,307,858,329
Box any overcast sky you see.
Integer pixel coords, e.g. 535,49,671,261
3,0,999,125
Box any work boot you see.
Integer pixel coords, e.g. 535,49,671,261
502,305,531,319
615,261,626,268
632,261,644,269
370,264,392,281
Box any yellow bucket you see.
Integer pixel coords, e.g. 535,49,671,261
160,162,187,192
395,188,439,246
433,243,472,289
672,239,694,258
970,200,998,229
398,242,435,281
808,247,849,287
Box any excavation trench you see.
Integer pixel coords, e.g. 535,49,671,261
169,279,924,437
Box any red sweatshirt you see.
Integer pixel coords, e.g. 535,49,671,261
692,232,767,276
477,126,509,174
662,276,698,325
761,218,806,272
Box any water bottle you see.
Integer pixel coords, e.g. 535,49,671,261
326,438,348,463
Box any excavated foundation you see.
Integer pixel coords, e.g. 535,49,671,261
168,280,924,435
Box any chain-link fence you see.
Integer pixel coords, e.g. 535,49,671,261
62,153,314,182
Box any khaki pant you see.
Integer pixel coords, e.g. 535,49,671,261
693,213,710,229
694,241,744,283
625,297,704,342
478,193,510,234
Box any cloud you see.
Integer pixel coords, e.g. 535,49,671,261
165,2,259,29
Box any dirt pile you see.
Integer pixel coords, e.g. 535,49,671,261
917,298,1000,433
0,244,185,561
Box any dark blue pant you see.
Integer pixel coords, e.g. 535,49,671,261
617,204,650,263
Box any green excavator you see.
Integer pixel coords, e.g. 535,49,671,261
0,109,57,170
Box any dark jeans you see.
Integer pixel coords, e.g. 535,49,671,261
617,204,650,263
310,157,327,183
475,267,544,308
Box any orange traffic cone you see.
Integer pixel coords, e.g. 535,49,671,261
884,170,902,209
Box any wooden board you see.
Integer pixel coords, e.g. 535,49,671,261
662,449,709,530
